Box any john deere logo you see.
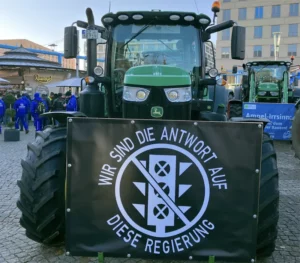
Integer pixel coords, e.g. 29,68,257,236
151,106,164,118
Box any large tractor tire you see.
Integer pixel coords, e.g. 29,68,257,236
292,106,300,159
17,126,67,246
256,133,279,258
228,103,243,118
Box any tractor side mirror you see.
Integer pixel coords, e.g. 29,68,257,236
231,26,246,60
64,26,78,59
232,66,238,74
242,75,249,88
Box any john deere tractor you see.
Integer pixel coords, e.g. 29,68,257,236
16,5,279,260
228,60,295,118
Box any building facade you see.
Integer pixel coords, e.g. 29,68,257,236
216,0,300,72
0,39,76,69
83,41,106,71
205,42,217,70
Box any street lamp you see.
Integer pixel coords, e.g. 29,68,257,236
273,32,281,61
48,44,58,51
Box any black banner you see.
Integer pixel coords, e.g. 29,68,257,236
66,118,262,261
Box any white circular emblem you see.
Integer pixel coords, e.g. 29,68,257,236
115,143,210,238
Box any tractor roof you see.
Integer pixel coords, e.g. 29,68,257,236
246,60,291,67
101,11,211,29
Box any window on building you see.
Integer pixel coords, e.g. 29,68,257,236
289,24,298,37
255,6,264,19
272,5,281,17
221,47,230,58
290,3,299,16
238,8,247,20
270,45,274,57
254,26,263,38
222,28,230,40
271,25,280,37
253,45,262,57
223,9,231,21
288,44,297,56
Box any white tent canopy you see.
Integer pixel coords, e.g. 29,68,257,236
46,77,85,88
0,77,10,83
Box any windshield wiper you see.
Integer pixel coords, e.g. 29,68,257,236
121,21,155,49
254,65,270,74
157,39,174,52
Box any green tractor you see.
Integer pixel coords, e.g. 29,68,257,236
228,60,294,118
16,6,279,260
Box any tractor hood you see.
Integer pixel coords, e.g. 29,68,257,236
124,65,191,87
258,82,279,91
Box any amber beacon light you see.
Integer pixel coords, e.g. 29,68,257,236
212,1,221,13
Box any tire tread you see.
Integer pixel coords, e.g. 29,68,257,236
256,133,279,258
17,127,67,246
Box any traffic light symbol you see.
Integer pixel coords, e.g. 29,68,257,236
147,155,176,235
132,154,193,236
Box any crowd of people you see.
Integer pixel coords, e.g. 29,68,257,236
0,90,79,134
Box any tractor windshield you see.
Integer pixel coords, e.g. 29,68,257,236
111,24,200,85
251,64,287,83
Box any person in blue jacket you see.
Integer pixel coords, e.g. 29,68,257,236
31,92,46,131
0,94,6,134
41,92,50,127
64,91,77,111
14,94,29,134
19,93,31,131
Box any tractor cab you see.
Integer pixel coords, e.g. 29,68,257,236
106,18,202,120
63,5,245,121
245,61,292,103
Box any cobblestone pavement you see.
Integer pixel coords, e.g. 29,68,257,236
0,125,299,263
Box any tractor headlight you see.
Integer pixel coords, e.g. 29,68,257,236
270,92,279,96
164,87,191,102
258,91,266,96
208,68,218,78
118,15,129,21
123,86,150,102
136,90,147,100
199,18,210,25
168,91,179,101
103,17,114,23
94,66,104,76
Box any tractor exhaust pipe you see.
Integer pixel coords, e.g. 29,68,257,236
79,8,105,118
86,8,97,76
86,8,95,25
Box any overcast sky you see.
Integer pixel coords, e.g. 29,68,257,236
0,0,217,51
